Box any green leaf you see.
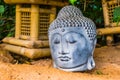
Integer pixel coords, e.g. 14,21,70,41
69,0,77,5
113,7,120,22
0,5,5,14
96,70,103,75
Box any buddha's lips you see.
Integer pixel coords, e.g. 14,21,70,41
58,56,71,61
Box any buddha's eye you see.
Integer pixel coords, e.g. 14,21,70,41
66,37,77,44
54,40,60,44
54,38,60,44
68,40,77,44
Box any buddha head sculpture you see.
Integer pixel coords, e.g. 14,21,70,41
48,5,97,72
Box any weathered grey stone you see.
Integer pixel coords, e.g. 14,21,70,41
48,5,97,72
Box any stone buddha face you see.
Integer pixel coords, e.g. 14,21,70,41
48,6,96,71
51,31,88,68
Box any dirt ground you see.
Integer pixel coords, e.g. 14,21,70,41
0,46,120,80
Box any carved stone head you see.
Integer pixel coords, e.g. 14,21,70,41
48,6,97,72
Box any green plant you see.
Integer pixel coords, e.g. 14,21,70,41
0,5,4,17
69,0,81,5
95,70,103,75
69,0,104,27
0,0,15,40
69,0,77,5
113,7,120,26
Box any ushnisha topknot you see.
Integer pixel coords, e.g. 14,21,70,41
48,5,96,42
57,5,83,18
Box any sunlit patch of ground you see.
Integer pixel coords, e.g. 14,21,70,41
0,46,120,80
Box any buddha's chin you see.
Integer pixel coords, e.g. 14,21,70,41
54,62,88,72
56,60,87,69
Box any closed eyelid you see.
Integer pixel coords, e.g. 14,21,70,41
52,33,61,44
54,37,60,44
65,35,77,44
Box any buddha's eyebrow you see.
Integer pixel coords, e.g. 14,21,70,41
51,33,62,38
63,31,79,35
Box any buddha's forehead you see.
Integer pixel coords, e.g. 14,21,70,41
50,27,85,36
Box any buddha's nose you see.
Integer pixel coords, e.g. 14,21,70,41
59,43,69,55
59,51,68,55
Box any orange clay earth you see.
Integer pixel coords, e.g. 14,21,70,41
0,46,120,80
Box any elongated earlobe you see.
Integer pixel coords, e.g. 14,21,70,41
87,56,95,70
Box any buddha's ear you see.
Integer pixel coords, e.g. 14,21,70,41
87,56,95,70
89,38,97,55
94,39,97,46
87,38,96,70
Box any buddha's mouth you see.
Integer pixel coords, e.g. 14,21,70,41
58,56,71,62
